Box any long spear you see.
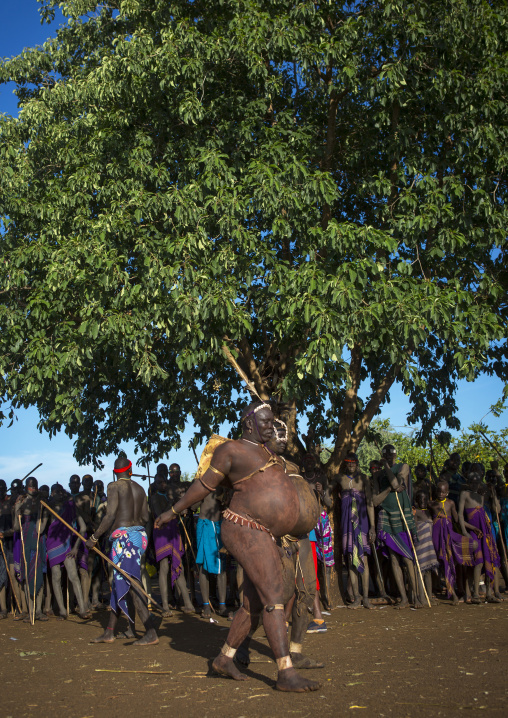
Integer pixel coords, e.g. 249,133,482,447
0,538,21,614
40,501,163,612
19,463,43,483
478,430,508,465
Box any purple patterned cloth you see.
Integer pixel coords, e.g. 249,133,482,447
432,512,475,598
341,488,370,572
46,500,77,568
153,521,184,586
466,506,501,582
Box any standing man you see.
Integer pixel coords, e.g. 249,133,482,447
13,478,49,621
0,480,12,618
373,445,422,609
150,473,194,616
155,402,320,693
195,488,229,617
335,452,376,609
86,457,158,645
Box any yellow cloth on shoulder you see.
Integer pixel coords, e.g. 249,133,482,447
195,434,231,481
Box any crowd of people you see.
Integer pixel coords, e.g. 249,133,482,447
0,424,506,641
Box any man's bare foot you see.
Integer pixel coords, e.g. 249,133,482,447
471,596,482,605
347,597,362,610
486,595,501,603
201,604,212,618
91,601,107,610
362,598,375,609
412,600,425,609
45,608,55,616
14,612,28,621
90,630,115,643
452,595,460,606
56,613,67,621
291,652,325,669
133,629,159,646
212,654,248,681
117,626,136,639
36,612,49,621
78,610,92,620
276,668,321,692
0,610,8,619
162,608,173,618
394,599,409,610
181,606,194,615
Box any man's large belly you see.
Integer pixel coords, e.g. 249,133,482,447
230,470,300,538
288,475,320,536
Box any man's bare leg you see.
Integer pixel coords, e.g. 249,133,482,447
212,524,320,692
158,558,173,617
174,571,194,613
0,585,7,618
289,537,324,669
389,550,409,608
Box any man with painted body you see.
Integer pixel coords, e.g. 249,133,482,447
335,452,376,609
4,480,29,617
150,473,194,616
0,480,13,617
13,478,49,621
155,402,320,692
66,474,94,609
373,445,423,609
86,457,158,645
235,421,323,670
46,484,90,618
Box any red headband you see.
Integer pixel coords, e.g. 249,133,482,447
344,458,357,462
113,460,132,474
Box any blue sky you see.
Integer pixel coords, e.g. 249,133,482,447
1,2,506,487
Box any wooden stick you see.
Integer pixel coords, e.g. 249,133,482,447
20,463,43,483
95,669,174,674
479,430,508,465
179,516,197,565
33,505,41,623
394,493,431,608
18,515,32,624
0,538,22,614
40,501,163,612
491,490,508,566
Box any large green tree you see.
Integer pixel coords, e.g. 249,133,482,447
1,0,507,471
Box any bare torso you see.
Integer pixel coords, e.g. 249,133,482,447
214,440,300,537
103,480,148,534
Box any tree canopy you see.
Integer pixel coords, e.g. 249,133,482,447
1,0,507,470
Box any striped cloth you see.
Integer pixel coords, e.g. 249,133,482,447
466,506,501,582
415,517,439,572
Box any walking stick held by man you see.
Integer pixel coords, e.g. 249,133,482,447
40,501,163,612
376,444,431,608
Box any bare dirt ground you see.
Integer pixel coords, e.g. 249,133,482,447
1,599,507,718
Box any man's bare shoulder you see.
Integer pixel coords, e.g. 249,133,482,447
212,438,244,464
